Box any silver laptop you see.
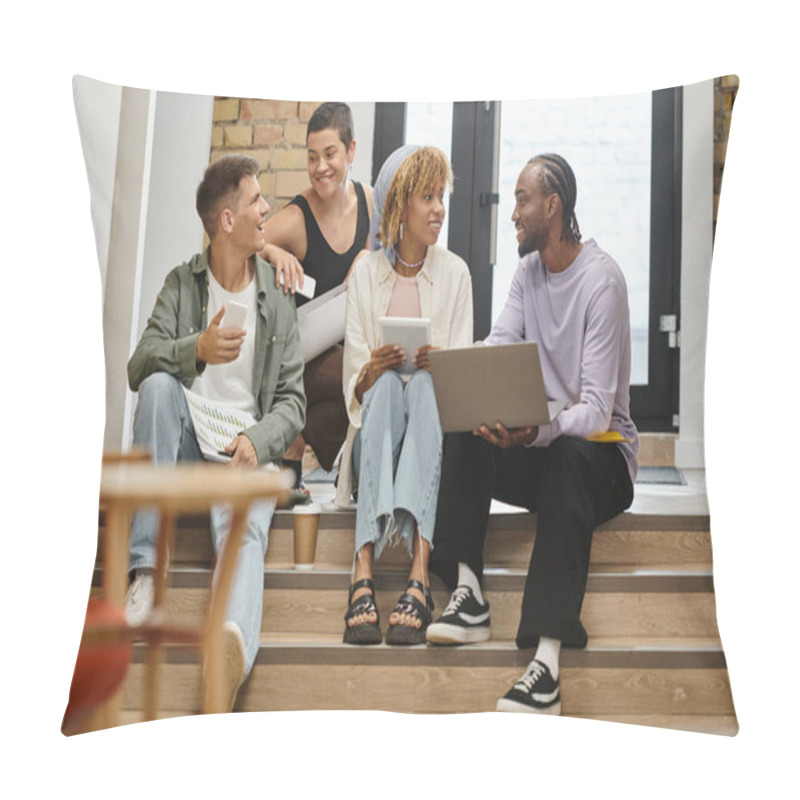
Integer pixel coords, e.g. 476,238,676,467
428,342,566,434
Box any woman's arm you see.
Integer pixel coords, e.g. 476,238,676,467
449,263,474,348
261,203,307,293
343,252,405,424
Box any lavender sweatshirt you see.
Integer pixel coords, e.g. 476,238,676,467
487,238,639,483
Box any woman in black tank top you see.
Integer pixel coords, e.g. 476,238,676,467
287,182,370,305
261,103,373,484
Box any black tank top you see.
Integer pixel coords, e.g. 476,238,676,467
289,181,370,307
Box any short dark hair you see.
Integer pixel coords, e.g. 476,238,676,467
307,102,354,148
529,153,581,244
196,154,260,238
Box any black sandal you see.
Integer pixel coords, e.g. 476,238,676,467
385,579,434,646
343,578,382,645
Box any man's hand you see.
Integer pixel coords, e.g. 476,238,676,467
474,421,538,449
413,344,440,372
196,306,245,365
225,434,258,467
355,344,406,403
264,244,304,294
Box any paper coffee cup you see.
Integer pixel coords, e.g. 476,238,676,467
292,503,321,570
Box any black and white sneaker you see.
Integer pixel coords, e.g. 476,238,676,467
496,660,561,715
426,585,490,645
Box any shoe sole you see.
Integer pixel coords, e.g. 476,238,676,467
221,623,246,713
385,625,427,646
426,622,491,645
495,697,562,715
343,624,383,645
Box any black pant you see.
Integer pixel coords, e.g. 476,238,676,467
430,434,634,649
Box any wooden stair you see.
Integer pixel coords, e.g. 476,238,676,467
94,499,738,736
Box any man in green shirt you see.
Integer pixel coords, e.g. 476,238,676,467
125,154,305,712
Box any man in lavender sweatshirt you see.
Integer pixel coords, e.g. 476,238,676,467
427,154,639,715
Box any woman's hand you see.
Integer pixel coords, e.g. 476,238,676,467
413,344,440,372
264,244,305,294
355,344,406,402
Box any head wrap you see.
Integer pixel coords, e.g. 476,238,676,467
368,144,421,259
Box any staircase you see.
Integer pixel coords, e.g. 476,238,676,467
94,435,738,736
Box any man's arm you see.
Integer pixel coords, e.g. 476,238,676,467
127,268,202,391
532,279,628,447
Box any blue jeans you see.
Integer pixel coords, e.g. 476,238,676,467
128,373,274,675
353,370,442,561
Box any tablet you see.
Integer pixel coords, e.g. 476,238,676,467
379,316,431,375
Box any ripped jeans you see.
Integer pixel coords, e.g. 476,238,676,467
352,369,442,561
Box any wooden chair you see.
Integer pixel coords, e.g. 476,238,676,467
72,458,288,733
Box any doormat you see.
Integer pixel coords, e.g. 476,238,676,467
635,466,686,485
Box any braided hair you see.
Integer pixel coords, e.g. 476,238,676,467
529,153,581,244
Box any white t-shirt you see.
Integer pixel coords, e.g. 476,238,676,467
192,269,258,418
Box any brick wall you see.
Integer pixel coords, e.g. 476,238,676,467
211,97,322,215
713,75,739,240
213,82,738,239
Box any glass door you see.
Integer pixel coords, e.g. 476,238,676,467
405,102,454,247
494,93,652,385
372,93,681,431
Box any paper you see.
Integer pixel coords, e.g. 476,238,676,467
296,283,347,363
181,386,257,462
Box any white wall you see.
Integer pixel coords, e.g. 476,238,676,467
676,79,713,468
102,86,155,453
137,91,213,339
72,76,122,290
99,89,213,451
348,101,375,186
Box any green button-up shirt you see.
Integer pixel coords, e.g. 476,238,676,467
127,248,305,465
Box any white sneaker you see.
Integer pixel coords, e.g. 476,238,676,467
125,570,154,625
219,621,246,713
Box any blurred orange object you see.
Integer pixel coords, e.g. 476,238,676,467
67,598,133,715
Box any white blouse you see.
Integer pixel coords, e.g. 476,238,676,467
343,245,474,428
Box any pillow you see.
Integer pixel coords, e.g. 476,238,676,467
67,75,738,739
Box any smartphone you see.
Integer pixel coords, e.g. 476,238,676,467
222,301,248,329
279,272,316,299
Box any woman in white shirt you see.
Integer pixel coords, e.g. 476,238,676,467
337,146,474,645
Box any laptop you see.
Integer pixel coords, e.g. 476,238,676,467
428,342,567,433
